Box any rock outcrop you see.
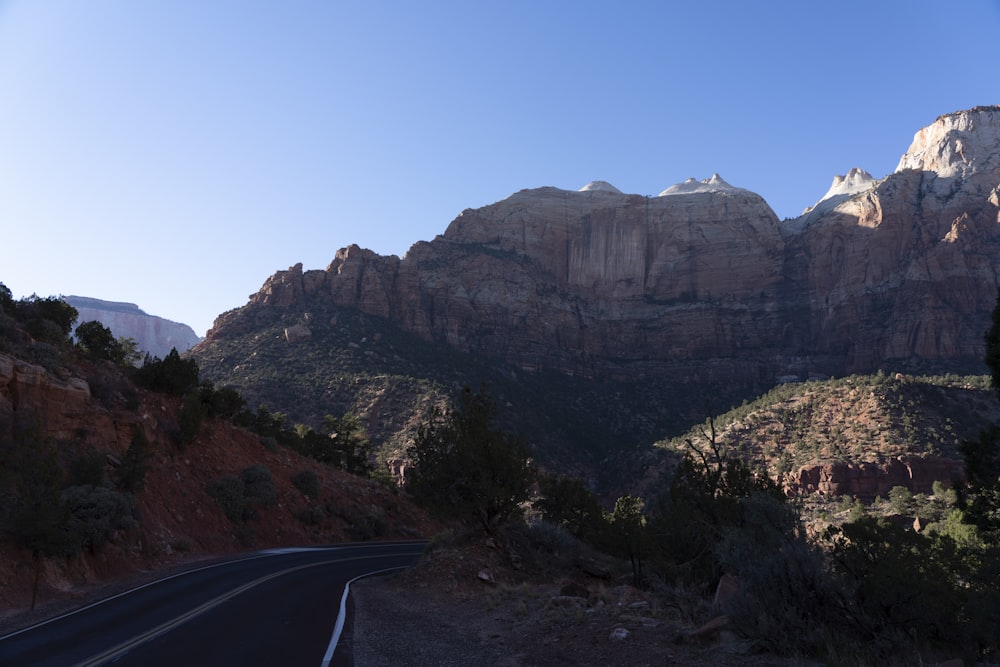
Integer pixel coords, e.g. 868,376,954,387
66,296,202,358
203,105,1000,399
785,456,965,501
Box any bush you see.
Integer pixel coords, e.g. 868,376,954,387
207,475,248,523
241,464,277,507
69,451,108,487
61,485,137,554
293,506,325,526
716,492,846,657
29,342,62,373
115,427,151,493
291,470,320,499
346,506,387,541
177,390,208,449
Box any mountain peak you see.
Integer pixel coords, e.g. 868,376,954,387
657,173,747,196
578,180,623,194
801,167,877,215
896,105,1000,178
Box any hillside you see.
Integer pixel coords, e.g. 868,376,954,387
193,294,719,489
0,293,434,622
650,372,1000,508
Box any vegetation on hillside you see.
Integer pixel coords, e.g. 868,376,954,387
189,294,754,489
659,371,997,475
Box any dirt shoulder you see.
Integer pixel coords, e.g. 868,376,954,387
351,569,818,666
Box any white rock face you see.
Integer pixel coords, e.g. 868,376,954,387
657,173,747,196
896,106,1000,179
578,180,623,193
801,167,877,215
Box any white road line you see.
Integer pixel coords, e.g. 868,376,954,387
320,565,411,667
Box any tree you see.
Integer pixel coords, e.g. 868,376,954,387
3,434,73,609
406,386,534,533
134,348,200,395
0,282,14,314
319,413,373,475
608,495,646,586
74,320,140,366
985,287,1000,393
14,295,77,343
534,473,606,542
965,290,1000,538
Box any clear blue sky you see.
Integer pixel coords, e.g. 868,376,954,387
2,1,998,337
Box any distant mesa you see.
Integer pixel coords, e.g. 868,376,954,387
65,296,202,358
657,173,746,196
578,180,623,194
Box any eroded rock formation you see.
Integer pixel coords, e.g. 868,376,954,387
206,107,1000,392
785,456,965,501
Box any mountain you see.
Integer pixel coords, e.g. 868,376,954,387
191,106,1000,483
65,296,202,358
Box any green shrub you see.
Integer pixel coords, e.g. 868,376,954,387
115,427,151,493
61,485,137,554
291,470,320,498
207,475,247,523
69,451,108,487
346,506,387,541
178,390,208,448
293,506,325,526
241,464,277,507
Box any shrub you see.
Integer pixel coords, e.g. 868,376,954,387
716,492,845,657
178,390,208,449
115,427,151,493
207,475,248,523
29,342,62,373
241,464,278,507
293,506,325,526
291,470,320,498
69,451,108,487
61,485,137,554
887,485,913,513
346,506,387,541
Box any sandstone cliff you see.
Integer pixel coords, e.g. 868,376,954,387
66,296,201,358
207,106,1000,389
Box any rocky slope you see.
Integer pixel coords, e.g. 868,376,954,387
654,371,1000,502
66,296,201,357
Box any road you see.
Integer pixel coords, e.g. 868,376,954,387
0,542,425,667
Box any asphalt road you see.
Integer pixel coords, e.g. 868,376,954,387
0,542,425,667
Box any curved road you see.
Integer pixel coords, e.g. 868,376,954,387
0,542,425,666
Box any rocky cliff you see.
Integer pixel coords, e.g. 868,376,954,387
207,106,1000,390
66,296,201,358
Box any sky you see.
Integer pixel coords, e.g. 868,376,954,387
1,1,998,337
